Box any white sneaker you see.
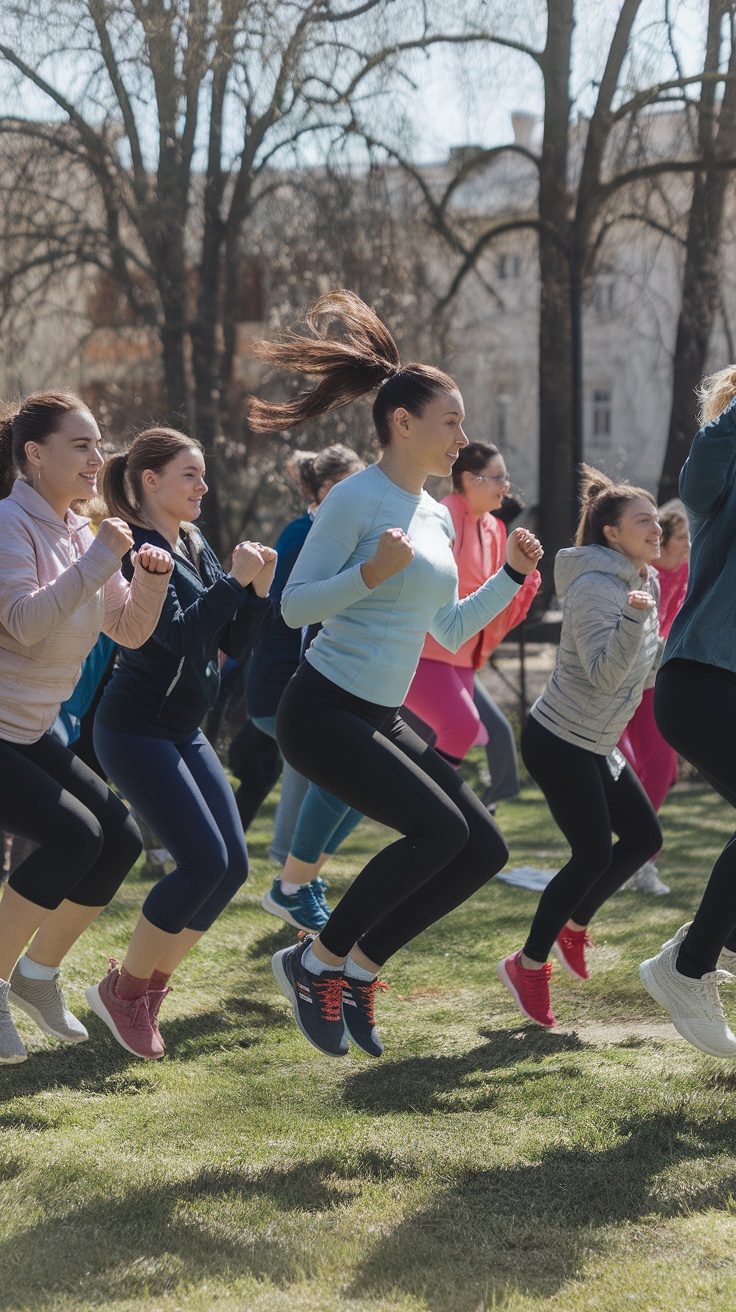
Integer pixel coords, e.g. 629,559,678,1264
0,979,27,1064
639,940,736,1058
9,965,88,1043
631,861,670,896
661,921,736,974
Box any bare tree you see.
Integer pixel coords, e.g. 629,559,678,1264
659,0,736,501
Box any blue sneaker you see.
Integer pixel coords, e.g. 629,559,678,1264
312,876,332,924
342,976,388,1058
261,878,328,931
272,937,348,1057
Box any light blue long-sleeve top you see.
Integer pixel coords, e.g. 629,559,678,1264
281,463,521,707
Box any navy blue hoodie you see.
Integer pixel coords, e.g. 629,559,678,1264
96,524,268,741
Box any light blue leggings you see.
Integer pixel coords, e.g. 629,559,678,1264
251,715,363,866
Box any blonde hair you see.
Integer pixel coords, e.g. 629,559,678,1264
696,365,736,426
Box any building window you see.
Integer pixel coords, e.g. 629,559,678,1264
497,253,508,281
497,253,522,281
592,389,612,442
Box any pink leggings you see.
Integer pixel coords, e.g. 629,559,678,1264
404,659,488,763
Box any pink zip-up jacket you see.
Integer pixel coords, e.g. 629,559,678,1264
0,480,170,744
421,492,541,669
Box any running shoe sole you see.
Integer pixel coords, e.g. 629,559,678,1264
261,890,325,932
84,984,164,1060
9,990,88,1043
496,957,555,1028
271,947,346,1058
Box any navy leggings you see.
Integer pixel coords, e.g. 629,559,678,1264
521,714,662,962
276,662,509,965
93,723,249,934
1,731,141,910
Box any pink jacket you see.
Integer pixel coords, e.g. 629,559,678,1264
421,492,541,669
0,480,170,743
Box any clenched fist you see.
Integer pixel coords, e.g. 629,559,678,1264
231,541,267,588
251,545,278,598
627,590,655,611
96,517,134,559
133,544,173,574
361,528,414,590
506,528,543,576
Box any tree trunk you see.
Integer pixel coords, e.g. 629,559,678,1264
536,0,575,601
659,0,736,501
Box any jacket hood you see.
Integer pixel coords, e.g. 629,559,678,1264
554,544,652,601
10,478,90,532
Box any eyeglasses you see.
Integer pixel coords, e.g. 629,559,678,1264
471,473,510,485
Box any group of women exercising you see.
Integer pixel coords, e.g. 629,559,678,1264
2,289,736,1067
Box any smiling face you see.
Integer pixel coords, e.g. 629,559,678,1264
391,387,469,479
603,496,662,568
459,454,510,515
23,408,103,516
141,446,208,530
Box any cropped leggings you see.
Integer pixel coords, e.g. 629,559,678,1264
654,659,736,973
276,661,509,965
520,714,662,962
94,724,249,935
1,731,141,910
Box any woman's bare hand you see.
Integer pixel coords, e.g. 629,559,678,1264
361,528,414,590
506,528,543,576
96,517,134,559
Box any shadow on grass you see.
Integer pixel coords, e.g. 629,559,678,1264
4,1112,736,1309
0,1151,416,1307
342,1026,588,1115
345,1108,736,1309
0,998,288,1102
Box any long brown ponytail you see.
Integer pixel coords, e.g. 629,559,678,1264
0,392,87,499
248,289,456,446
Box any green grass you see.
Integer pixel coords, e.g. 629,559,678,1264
3,757,736,1312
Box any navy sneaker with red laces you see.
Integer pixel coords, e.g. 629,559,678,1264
342,976,388,1057
272,936,348,1057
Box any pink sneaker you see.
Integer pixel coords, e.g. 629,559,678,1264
146,985,172,1053
497,951,556,1028
85,963,164,1059
552,926,591,981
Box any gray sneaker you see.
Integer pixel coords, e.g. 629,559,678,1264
9,966,88,1043
639,938,736,1057
0,979,27,1063
630,861,671,896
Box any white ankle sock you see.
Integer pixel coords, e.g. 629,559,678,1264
280,879,303,897
344,955,376,982
302,943,335,975
18,955,59,980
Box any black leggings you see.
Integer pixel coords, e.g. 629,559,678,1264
520,714,662,962
654,659,736,973
276,662,509,965
0,731,142,910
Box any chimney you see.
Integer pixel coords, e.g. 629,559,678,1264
511,111,538,150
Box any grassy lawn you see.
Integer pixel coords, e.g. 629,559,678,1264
3,757,736,1311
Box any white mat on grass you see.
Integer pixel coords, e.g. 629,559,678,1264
496,866,557,891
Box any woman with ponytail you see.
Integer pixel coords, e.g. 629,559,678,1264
87,428,275,1059
246,444,366,933
640,368,736,1058
0,393,172,1065
248,290,543,1059
498,466,663,1030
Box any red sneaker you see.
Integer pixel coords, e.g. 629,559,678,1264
497,951,556,1028
553,927,591,981
85,963,164,1059
146,985,172,1053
